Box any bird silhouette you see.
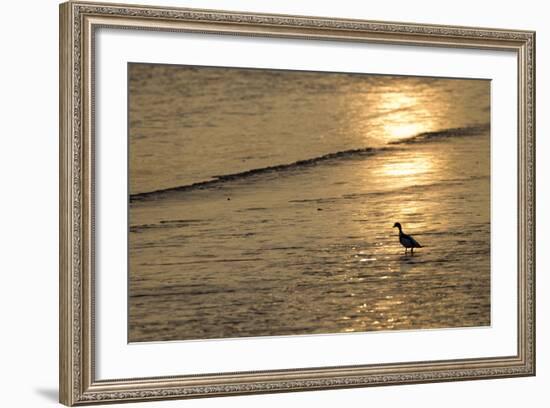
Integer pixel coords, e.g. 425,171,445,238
393,222,422,255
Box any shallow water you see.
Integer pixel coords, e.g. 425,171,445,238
128,64,490,342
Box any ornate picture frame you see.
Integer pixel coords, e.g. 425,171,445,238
59,1,535,405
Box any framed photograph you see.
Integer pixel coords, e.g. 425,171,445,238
59,1,535,405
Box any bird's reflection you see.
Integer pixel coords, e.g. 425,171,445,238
398,256,417,274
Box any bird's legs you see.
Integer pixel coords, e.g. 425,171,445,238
411,247,414,255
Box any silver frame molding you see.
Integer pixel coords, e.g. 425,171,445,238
59,1,535,405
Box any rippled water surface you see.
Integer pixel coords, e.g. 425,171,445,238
128,64,490,342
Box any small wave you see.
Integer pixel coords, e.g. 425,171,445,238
389,124,490,145
130,147,384,202
130,124,489,202
130,219,206,233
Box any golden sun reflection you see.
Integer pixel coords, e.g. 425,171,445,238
381,155,433,178
384,123,426,139
373,150,443,224
342,295,408,333
377,91,436,142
